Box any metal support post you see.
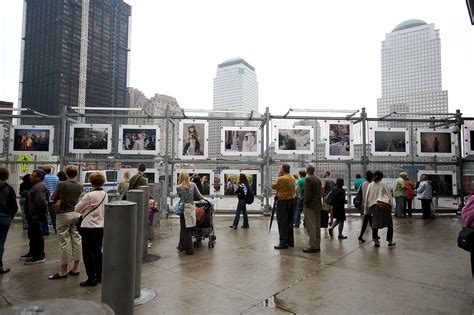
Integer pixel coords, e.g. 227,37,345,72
139,185,150,260
264,107,271,215
125,190,144,299
59,106,67,169
361,107,368,177
456,109,465,209
101,201,137,315
163,105,171,217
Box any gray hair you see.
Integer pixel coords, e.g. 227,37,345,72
306,163,316,175
400,172,408,179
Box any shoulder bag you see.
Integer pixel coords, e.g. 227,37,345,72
76,192,107,233
458,227,474,252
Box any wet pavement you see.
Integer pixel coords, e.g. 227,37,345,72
0,214,472,314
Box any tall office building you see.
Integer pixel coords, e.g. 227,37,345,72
377,20,448,126
19,0,131,115
209,57,259,159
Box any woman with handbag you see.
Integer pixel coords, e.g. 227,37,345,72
75,172,107,287
176,172,204,255
48,165,83,280
229,174,251,230
364,170,396,248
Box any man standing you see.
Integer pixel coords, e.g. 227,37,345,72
271,164,296,249
394,172,407,218
127,163,148,195
302,164,323,253
0,168,18,274
43,166,59,234
354,174,365,191
24,169,49,265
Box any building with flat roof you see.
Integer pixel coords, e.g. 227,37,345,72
19,0,131,114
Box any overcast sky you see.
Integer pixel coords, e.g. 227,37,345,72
1,0,473,117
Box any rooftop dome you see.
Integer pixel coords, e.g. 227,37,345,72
392,19,427,32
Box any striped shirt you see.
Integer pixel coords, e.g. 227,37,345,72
44,173,59,202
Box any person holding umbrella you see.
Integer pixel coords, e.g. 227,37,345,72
271,164,296,249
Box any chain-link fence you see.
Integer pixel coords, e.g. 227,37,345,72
1,106,471,213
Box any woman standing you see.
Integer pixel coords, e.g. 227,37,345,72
0,168,18,274
19,174,33,230
75,172,107,286
49,165,83,280
364,171,396,248
404,175,416,217
417,174,433,219
177,172,204,255
357,170,374,243
328,178,348,240
117,171,131,200
229,174,250,230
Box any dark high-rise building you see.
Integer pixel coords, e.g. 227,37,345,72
19,0,131,115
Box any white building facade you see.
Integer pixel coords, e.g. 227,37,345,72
377,20,449,127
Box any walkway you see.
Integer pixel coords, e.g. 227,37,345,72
0,215,472,314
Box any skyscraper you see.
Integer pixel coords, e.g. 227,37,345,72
209,57,259,158
377,20,448,126
19,0,131,115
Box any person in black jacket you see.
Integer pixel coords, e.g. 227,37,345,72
302,163,323,253
19,174,33,230
229,174,250,230
0,167,18,274
328,178,348,240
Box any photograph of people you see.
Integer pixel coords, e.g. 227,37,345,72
119,126,158,155
329,123,351,156
419,131,452,154
182,125,202,156
222,128,260,156
223,173,258,196
70,125,111,153
174,170,214,196
12,126,52,153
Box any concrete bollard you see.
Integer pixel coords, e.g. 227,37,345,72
101,201,137,315
139,185,150,260
125,190,145,299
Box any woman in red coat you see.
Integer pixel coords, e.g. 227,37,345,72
404,177,416,217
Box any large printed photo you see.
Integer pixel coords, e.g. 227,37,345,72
275,127,314,155
118,125,160,155
70,124,112,154
10,125,54,156
370,128,409,156
178,120,208,159
417,129,455,157
221,127,260,156
326,122,353,159
220,170,260,196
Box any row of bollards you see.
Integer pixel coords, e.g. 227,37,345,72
100,183,161,315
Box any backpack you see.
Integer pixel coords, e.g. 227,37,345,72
323,189,334,205
245,187,254,205
353,186,362,210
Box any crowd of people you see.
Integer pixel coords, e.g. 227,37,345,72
0,163,160,286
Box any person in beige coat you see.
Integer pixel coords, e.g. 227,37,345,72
364,171,396,248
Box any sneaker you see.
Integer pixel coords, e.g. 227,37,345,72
338,235,348,240
24,257,46,265
19,253,33,261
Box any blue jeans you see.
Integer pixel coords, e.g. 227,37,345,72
0,216,13,268
294,207,302,226
395,196,405,217
232,199,249,228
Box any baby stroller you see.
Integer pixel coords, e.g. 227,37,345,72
191,199,216,249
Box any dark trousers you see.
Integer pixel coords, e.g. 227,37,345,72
372,227,393,242
28,216,45,258
232,199,249,228
404,199,413,216
359,214,372,239
42,206,56,234
0,216,12,268
178,213,193,254
276,199,295,246
81,228,103,282
421,199,431,219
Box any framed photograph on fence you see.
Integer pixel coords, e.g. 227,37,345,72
325,121,353,159
220,169,261,196
274,126,314,155
416,170,457,196
9,125,54,156
69,124,112,154
416,129,455,157
464,127,474,156
118,125,160,155
221,127,261,156
0,125,4,154
173,169,215,196
178,120,208,159
370,127,409,156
